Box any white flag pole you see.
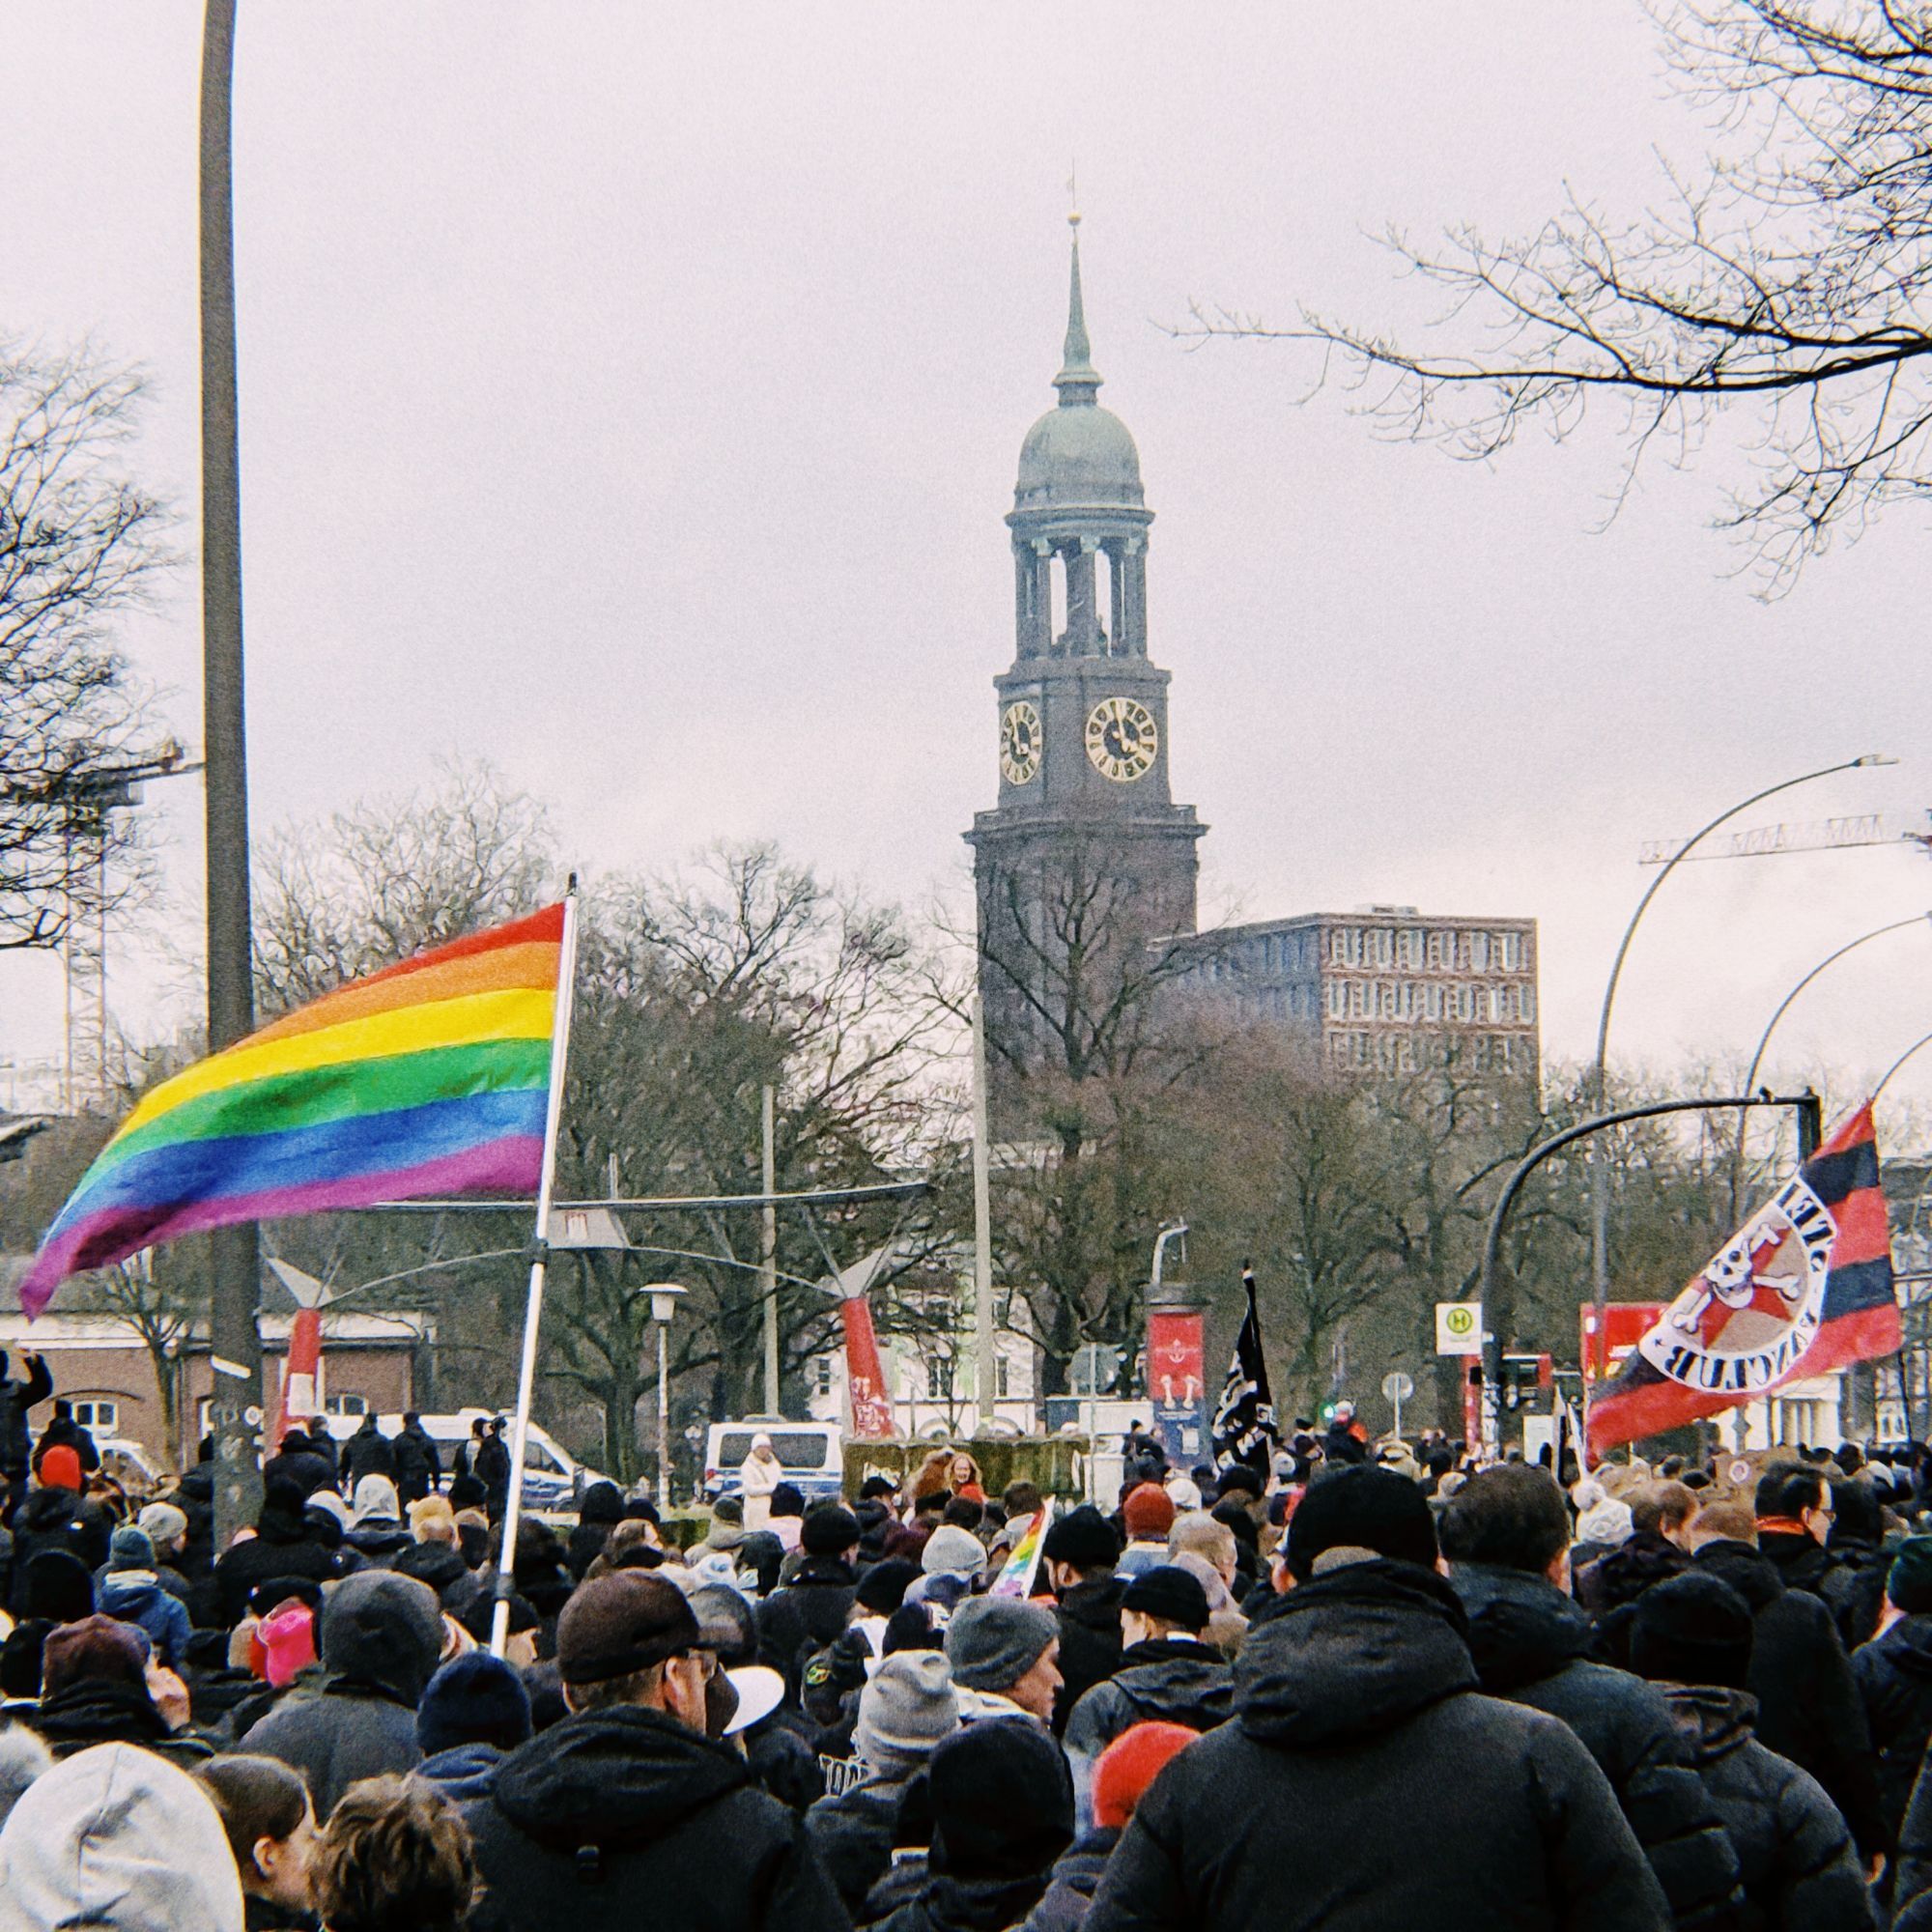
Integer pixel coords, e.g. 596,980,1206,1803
491,880,582,1658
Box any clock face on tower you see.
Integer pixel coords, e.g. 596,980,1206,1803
1000,701,1042,784
1085,696,1158,782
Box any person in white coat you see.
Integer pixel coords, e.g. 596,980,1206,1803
740,1432,781,1531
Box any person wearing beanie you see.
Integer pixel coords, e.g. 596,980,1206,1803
1027,1722,1198,1932
870,1719,1075,1932
1062,1566,1231,1820
1437,1465,1744,1929
98,1523,193,1669
32,1612,215,1770
1081,1463,1673,1932
35,1438,85,1492
1854,1534,1932,1848
945,1595,1063,1726
1687,1491,1886,1862
411,1651,535,1803
461,1570,848,1931
1043,1505,1127,1737
0,1741,245,1932
851,1555,922,1659
212,1478,339,1630
806,1650,962,1914
1630,1573,1870,1932
264,1426,338,1500
132,1499,195,1604
1116,1485,1178,1581
767,1504,864,1655
239,1570,444,1818
919,1520,986,1587
697,1492,749,1557
393,1408,443,1507
565,1479,626,1581
8,1449,112,1610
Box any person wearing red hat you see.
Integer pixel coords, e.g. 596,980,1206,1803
1026,1723,1198,1932
1116,1485,1178,1581
9,1443,111,1613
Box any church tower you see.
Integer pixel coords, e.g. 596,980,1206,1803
968,218,1205,1075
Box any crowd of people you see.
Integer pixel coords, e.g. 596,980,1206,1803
6,1392,1932,1929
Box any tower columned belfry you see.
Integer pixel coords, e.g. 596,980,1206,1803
969,217,1205,1076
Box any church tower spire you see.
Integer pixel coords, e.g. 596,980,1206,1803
1054,215,1102,405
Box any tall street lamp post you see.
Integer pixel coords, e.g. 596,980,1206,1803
645,1283,686,1505
1581,756,1889,1422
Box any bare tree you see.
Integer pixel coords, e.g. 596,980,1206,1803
1179,1,1932,591
0,343,173,948
253,758,556,1013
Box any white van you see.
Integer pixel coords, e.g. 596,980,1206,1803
321,1408,609,1517
703,1419,844,1504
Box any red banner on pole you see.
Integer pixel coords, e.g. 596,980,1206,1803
838,1292,896,1439
270,1304,323,1444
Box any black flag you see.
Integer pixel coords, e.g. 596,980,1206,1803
1212,1263,1277,1475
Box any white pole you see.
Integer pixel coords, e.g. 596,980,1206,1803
657,1316,671,1505
761,1085,780,1414
971,994,995,1433
1392,1390,1403,1441
491,886,581,1657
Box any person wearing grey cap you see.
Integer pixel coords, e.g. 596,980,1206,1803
131,1501,193,1604
946,1595,1064,1727
461,1570,846,1932
806,1649,961,1914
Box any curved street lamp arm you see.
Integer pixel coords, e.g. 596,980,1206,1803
1876,1031,1932,1104
1592,755,1889,1104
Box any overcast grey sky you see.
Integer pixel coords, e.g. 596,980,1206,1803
5,2,1930,1126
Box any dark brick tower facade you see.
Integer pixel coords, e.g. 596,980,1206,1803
968,220,1205,1075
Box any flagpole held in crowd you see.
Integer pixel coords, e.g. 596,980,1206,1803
491,880,582,1658
1211,1263,1278,1477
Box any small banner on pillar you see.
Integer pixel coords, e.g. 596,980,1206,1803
1211,1264,1278,1477
1587,1103,1899,1455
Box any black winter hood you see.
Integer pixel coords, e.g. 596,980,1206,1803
319,1570,443,1706
1691,1540,1784,1614
494,1705,752,1851
1236,1557,1476,1748
1450,1562,1595,1694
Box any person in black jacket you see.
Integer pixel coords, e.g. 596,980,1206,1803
1686,1502,1886,1862
338,1413,396,1490
769,1505,863,1657
211,1479,340,1629
0,1350,53,1486
1062,1567,1232,1796
1630,1572,1872,1932
1084,1464,1672,1932
31,1399,99,1476
262,1427,337,1500
9,1462,112,1610
1822,1479,1889,1654
868,1717,1077,1932
1044,1506,1126,1735
1440,1465,1743,1930
462,1571,846,1932
564,1481,624,1581
1853,1534,1932,1851
392,1411,441,1506
474,1418,512,1522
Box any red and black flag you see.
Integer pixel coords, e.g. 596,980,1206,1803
1212,1264,1279,1477
1588,1103,1898,1456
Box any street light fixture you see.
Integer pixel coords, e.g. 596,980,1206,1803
643,1283,686,1505
1583,754,1891,1396
1730,911,1932,1216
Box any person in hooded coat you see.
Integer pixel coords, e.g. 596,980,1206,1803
0,1740,245,1932
1083,1465,1672,1932
1821,1478,1890,1653
213,1479,340,1630
1629,1572,1872,1932
867,1718,1077,1932
1440,1466,1743,1930
263,1426,337,1500
1854,1536,1932,1855
29,1615,214,1770
411,1651,534,1804
1062,1568,1232,1808
342,1474,412,1570
461,1571,846,1932
1686,1503,1886,1861
10,1449,112,1607
98,1525,192,1668
805,1648,960,1914
239,1569,444,1818
1044,1506,1127,1736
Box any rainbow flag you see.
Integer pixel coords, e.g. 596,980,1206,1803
19,904,567,1318
989,1495,1055,1599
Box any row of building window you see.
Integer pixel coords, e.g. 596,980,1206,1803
1327,925,1528,973
1324,979,1537,1024
1326,1030,1528,1072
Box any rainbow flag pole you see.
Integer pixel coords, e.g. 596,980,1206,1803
490,881,582,1657
990,1494,1055,1599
